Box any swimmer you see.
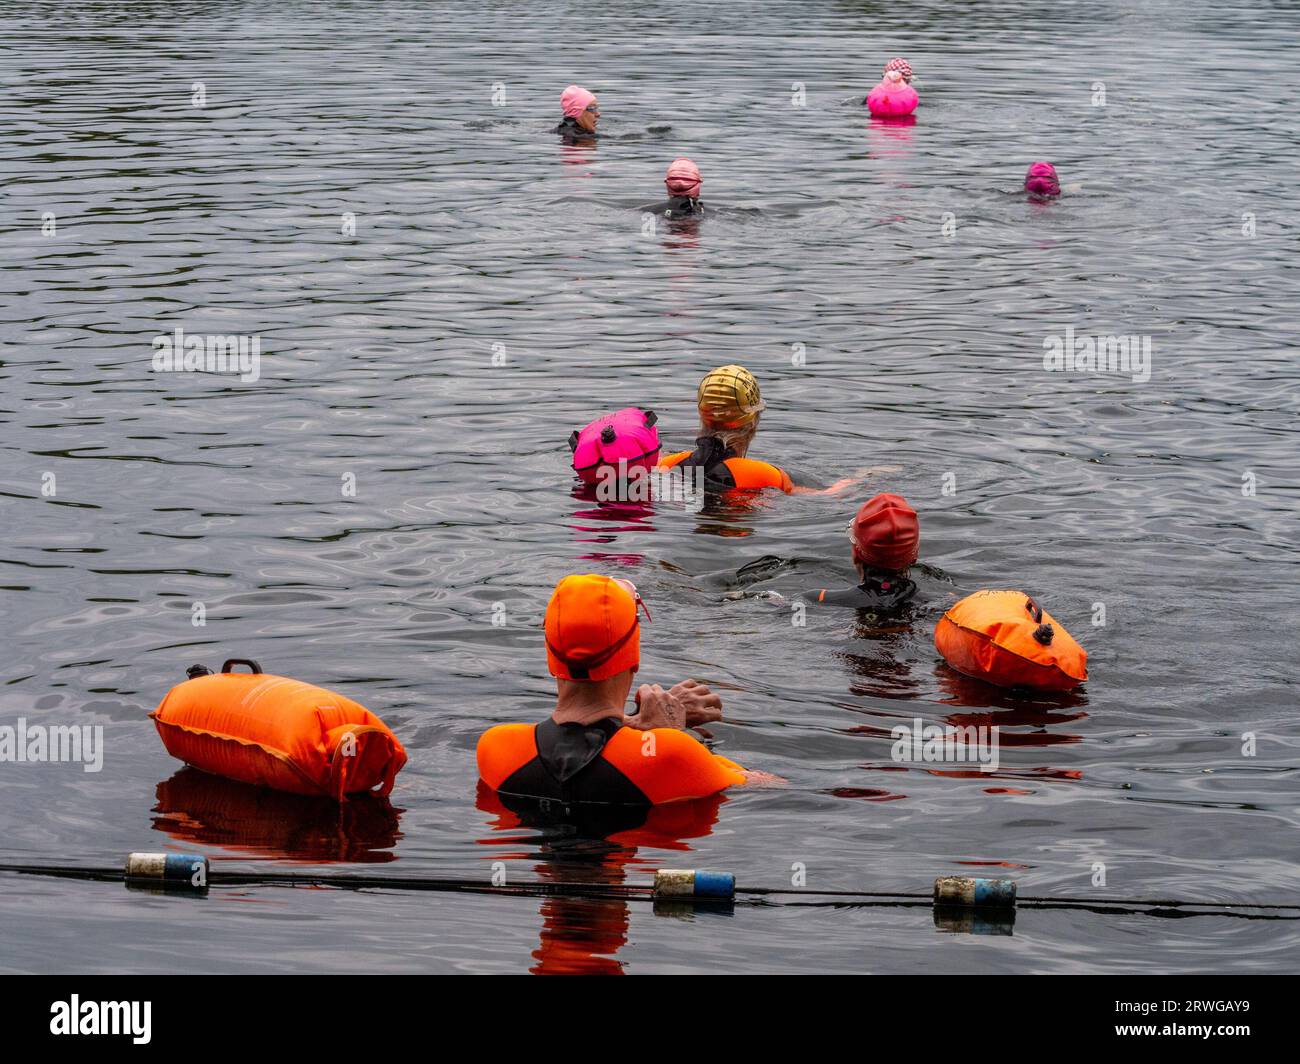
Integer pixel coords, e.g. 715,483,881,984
1025,161,1060,198
807,493,920,610
640,157,703,218
657,365,798,492
658,367,872,493
477,575,771,805
554,85,600,140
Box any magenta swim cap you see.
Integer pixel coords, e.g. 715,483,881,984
560,85,597,118
569,408,661,486
1025,161,1060,197
665,157,702,199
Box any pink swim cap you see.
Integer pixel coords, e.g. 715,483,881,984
560,85,597,118
569,408,661,486
1025,161,1060,197
884,57,913,83
665,157,702,199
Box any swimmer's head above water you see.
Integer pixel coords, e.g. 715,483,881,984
1025,161,1060,198
665,157,702,201
558,84,600,135
696,364,765,456
849,493,920,577
546,574,643,684
883,57,913,83
542,574,727,737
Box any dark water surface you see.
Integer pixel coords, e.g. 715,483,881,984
2,1,1298,973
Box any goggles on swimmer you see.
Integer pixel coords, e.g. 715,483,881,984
611,577,652,623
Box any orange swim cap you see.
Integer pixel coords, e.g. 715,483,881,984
849,493,920,570
544,574,640,682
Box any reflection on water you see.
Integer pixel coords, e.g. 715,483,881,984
476,786,725,974
153,769,403,864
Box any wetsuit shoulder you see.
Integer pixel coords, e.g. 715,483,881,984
488,719,650,805
603,727,746,803
723,457,794,493
476,723,538,790
554,117,596,139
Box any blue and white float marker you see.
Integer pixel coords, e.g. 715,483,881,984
124,852,209,891
654,868,736,899
933,875,1016,908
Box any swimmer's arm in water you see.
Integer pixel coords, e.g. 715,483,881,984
790,465,902,496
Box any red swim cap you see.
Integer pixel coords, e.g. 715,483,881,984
849,493,919,570
665,157,702,199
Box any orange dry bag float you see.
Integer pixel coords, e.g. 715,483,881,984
657,449,794,493
934,591,1088,691
151,660,407,799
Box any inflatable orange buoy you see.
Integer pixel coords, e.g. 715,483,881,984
934,591,1088,691
151,660,407,799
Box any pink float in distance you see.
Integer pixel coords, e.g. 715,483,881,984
866,70,918,117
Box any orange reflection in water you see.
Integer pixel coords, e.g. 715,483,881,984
476,784,725,975
151,768,403,863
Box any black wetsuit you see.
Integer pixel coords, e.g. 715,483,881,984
809,569,918,611
495,718,648,806
640,195,703,217
553,117,597,141
674,436,742,491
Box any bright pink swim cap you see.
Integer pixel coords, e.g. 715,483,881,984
569,408,661,486
665,157,702,199
884,57,913,83
560,85,597,118
1025,161,1060,197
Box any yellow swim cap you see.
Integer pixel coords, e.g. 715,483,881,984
697,365,765,429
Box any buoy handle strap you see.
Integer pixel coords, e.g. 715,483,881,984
1024,597,1043,623
220,658,263,674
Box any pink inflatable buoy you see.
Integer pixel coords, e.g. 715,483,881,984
569,407,661,486
866,70,918,118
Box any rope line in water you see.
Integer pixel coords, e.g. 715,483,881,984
1,861,1297,919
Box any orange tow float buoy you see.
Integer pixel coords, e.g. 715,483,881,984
934,591,1088,691
151,660,407,799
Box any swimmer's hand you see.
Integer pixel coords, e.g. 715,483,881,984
670,679,724,727
740,768,787,786
626,679,722,731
